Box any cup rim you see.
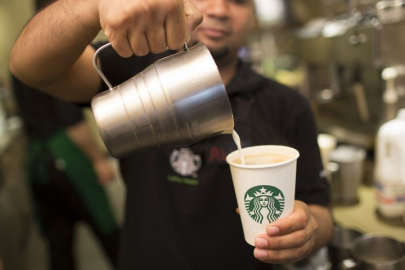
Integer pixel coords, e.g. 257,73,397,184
226,145,300,169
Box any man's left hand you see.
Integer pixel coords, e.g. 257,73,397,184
253,200,319,264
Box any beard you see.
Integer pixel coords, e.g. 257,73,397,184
190,39,230,62
209,47,230,61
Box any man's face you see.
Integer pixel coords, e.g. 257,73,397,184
190,0,255,62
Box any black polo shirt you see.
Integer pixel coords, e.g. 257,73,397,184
93,42,330,270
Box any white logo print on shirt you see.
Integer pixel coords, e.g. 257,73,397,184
169,147,202,178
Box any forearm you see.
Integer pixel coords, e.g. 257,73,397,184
308,204,333,254
66,120,106,163
9,0,202,102
9,0,99,89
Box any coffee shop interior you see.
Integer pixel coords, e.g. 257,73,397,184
0,0,405,269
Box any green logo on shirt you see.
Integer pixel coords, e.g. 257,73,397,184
244,186,285,224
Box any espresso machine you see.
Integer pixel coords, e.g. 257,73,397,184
296,0,405,149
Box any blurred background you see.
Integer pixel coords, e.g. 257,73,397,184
0,0,404,270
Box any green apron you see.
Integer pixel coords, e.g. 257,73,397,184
26,129,117,235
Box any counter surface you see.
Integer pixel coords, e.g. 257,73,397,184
333,185,405,241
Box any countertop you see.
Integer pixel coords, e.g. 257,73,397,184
333,185,405,241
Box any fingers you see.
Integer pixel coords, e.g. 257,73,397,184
100,0,202,57
103,16,136,58
251,201,319,264
183,0,203,41
253,234,315,264
165,1,187,50
128,31,150,56
255,228,313,250
146,24,167,54
268,201,311,236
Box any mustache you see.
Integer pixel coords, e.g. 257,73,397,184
197,22,232,34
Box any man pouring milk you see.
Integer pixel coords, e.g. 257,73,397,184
10,0,333,268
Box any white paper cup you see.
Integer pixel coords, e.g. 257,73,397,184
226,145,300,246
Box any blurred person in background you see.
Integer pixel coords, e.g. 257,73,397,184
13,74,120,270
12,76,120,269
11,3,120,269
10,0,333,269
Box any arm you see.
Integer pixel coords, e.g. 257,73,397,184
253,201,333,264
9,0,202,102
307,204,333,254
66,120,115,185
9,0,101,102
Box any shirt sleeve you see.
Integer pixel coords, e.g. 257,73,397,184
54,97,84,128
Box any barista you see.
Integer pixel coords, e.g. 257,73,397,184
9,0,333,268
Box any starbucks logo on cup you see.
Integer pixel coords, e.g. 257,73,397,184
244,186,285,224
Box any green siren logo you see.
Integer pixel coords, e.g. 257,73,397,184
244,186,285,224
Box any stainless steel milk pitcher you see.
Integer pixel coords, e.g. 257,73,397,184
91,43,234,158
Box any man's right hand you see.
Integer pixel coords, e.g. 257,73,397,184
98,0,203,57
10,0,202,102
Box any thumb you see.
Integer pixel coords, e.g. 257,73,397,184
183,0,203,42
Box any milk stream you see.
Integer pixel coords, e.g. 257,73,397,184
232,130,245,165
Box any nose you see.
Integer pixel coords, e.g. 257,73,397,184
205,0,229,19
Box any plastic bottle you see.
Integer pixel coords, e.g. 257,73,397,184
374,108,405,218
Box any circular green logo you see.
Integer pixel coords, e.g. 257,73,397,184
244,186,285,224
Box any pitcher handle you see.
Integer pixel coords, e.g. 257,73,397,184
93,43,114,90
93,42,190,91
